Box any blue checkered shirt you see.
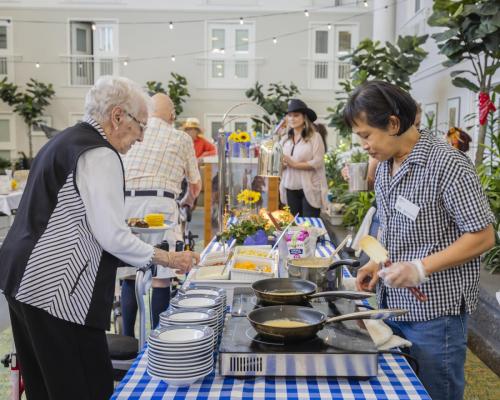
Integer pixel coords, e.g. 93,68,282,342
375,131,495,321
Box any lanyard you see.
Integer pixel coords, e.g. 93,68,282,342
291,137,302,156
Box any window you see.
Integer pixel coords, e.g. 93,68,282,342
414,0,421,12
0,19,12,78
207,22,255,89
69,20,119,86
309,24,357,90
0,115,15,160
206,115,253,142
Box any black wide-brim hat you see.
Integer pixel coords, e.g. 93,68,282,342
287,99,317,122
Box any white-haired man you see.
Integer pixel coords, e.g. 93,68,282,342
0,76,199,399
120,93,202,337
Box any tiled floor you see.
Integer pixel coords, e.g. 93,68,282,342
0,212,499,399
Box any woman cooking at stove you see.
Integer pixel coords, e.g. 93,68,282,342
346,81,495,400
279,99,328,218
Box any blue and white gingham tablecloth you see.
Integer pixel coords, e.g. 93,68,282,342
112,218,431,400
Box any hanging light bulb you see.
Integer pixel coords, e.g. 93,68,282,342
364,0,368,7
91,23,96,31
304,9,309,17
328,23,332,30
123,60,128,66
273,37,277,44
239,17,244,25
171,55,176,62
169,21,174,30
35,62,40,68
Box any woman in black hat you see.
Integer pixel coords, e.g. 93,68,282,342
279,99,328,217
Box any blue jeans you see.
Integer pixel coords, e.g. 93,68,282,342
385,314,468,400
120,279,171,337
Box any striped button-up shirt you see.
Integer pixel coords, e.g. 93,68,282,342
375,131,495,321
123,117,200,195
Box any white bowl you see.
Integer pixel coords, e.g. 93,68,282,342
147,369,212,387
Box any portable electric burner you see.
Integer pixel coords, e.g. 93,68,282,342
219,287,378,378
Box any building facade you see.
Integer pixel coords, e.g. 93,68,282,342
0,0,373,160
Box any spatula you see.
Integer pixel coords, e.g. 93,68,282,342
359,235,428,302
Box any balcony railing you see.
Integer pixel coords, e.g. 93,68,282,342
66,55,118,86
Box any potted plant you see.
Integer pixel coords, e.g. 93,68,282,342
0,78,55,162
347,147,369,192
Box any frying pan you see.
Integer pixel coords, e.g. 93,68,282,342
251,278,374,305
248,305,408,342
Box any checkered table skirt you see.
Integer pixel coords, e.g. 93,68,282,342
111,218,431,400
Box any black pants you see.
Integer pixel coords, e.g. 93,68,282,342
286,189,321,218
6,296,113,400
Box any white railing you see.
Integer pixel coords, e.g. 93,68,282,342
67,55,118,86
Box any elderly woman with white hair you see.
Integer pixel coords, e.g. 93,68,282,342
0,76,199,399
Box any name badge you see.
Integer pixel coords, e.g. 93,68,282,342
395,195,420,221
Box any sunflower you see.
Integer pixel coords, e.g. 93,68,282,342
237,189,261,205
229,132,241,142
238,131,251,143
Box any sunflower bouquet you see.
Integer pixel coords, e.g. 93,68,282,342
228,130,253,143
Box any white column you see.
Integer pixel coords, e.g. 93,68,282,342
372,0,396,44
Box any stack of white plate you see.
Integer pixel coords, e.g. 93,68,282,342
147,325,215,387
170,294,225,338
180,286,227,311
159,308,218,350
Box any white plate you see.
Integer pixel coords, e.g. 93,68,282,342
148,338,213,351
183,289,221,297
147,347,213,360
178,298,216,308
148,358,213,372
160,319,218,325
148,351,213,365
167,311,210,321
150,325,213,344
130,221,175,234
147,364,212,378
147,369,211,387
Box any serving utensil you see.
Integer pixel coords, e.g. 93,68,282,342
359,235,428,302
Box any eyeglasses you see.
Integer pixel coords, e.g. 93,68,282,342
126,111,147,133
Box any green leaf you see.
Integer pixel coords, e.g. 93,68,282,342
432,28,460,42
452,77,480,92
450,69,472,77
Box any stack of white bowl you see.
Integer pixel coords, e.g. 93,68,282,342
159,308,218,351
147,325,215,387
180,286,227,311
170,294,225,339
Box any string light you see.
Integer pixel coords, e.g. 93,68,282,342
169,21,173,30
328,23,332,30
239,17,244,25
91,23,96,31
5,1,398,68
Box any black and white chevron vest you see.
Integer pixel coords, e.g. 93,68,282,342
0,122,124,330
